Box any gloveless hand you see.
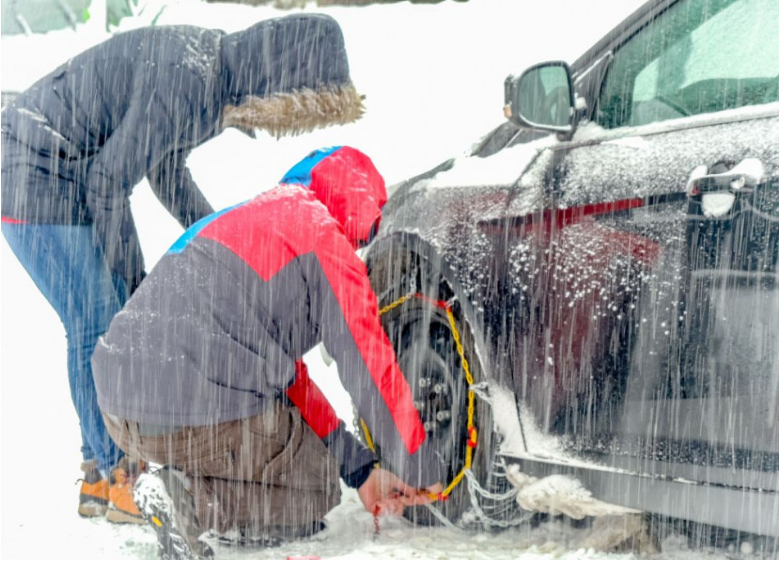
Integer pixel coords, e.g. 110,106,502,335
357,467,440,517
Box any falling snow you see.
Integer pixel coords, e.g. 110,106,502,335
1,0,777,560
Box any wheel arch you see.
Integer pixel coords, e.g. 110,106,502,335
365,231,493,378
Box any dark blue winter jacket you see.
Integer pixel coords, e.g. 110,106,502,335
1,14,356,291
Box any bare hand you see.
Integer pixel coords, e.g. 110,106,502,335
357,467,442,517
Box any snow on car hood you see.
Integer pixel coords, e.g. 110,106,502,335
411,101,778,200
412,137,557,191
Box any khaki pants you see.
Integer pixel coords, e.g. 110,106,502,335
103,405,341,536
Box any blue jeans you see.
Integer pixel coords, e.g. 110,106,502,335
2,222,128,474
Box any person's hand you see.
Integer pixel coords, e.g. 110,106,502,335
357,467,441,517
424,481,444,497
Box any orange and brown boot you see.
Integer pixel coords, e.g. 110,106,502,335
107,459,146,524
77,460,110,517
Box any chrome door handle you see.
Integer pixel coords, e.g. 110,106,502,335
686,158,765,197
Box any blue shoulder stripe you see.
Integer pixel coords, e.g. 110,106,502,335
279,146,341,187
168,200,247,254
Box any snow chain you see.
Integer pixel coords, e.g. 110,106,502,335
363,291,478,502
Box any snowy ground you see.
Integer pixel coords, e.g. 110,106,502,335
0,0,743,559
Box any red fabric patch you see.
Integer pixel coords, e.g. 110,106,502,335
315,230,425,455
198,187,318,280
286,360,340,439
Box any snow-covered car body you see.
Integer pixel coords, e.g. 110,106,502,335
365,0,778,538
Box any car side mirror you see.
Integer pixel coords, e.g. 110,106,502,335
504,61,576,136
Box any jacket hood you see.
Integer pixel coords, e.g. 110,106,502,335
280,147,386,249
220,14,364,137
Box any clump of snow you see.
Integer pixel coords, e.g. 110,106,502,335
479,382,526,453
701,193,736,217
727,157,767,186
514,402,563,458
507,465,638,520
687,164,709,188
740,542,754,555
688,157,770,217
579,514,657,555
687,157,767,196
483,380,564,461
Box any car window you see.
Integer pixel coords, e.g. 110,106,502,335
597,0,779,129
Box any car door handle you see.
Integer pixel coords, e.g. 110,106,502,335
686,158,765,197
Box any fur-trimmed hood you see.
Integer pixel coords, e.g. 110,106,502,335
220,14,364,137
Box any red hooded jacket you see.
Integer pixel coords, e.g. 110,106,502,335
92,146,443,489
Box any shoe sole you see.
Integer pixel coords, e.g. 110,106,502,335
107,506,146,525
133,471,213,560
78,502,108,517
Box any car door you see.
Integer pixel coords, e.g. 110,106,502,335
512,0,778,488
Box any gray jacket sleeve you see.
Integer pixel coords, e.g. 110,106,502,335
147,149,214,229
85,80,196,288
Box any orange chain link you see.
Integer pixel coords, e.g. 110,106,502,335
368,292,478,501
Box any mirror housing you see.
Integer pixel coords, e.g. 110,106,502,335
504,61,576,136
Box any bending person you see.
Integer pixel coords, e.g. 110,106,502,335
1,13,364,521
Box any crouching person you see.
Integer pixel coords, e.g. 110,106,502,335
3,11,364,519
91,147,444,559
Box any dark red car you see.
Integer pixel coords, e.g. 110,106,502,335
365,0,778,549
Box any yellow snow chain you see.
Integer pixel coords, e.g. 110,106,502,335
365,292,478,502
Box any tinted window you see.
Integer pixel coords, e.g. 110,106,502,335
598,0,779,129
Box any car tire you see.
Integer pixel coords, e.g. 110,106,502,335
371,264,496,526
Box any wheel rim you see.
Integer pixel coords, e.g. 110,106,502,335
391,303,468,479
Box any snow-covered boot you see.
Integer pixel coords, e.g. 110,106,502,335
77,460,109,517
133,469,214,560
